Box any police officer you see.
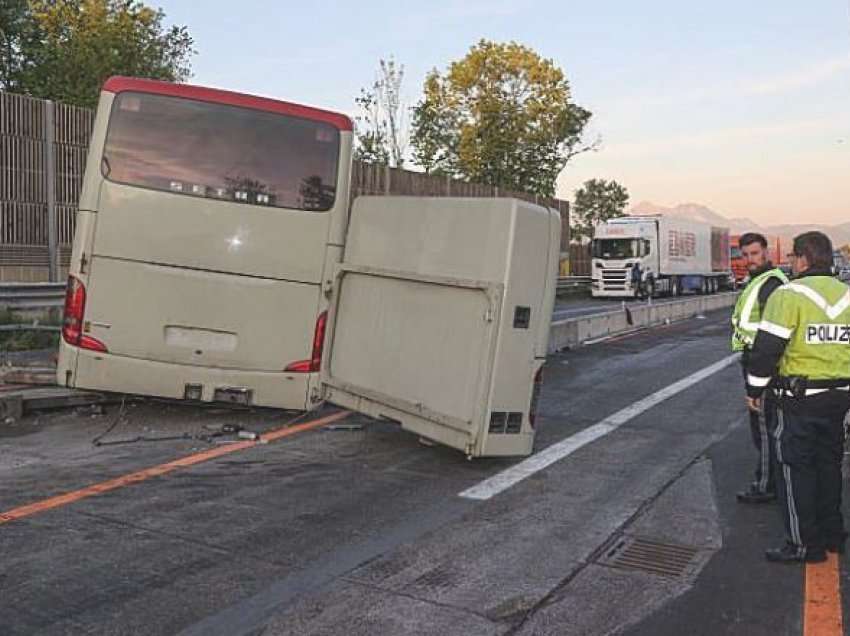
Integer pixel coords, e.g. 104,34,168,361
747,231,850,563
731,233,788,503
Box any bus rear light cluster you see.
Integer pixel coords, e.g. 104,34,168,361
62,276,108,353
284,311,328,373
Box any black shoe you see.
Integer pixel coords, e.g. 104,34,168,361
765,544,827,563
736,486,776,504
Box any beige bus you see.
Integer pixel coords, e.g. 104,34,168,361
57,77,353,410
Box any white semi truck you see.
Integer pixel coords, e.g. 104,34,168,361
591,216,732,298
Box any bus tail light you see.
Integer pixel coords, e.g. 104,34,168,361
62,275,107,353
284,311,328,373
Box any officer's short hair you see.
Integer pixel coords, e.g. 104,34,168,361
792,231,833,270
739,233,767,249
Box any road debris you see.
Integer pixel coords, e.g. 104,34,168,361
326,422,364,432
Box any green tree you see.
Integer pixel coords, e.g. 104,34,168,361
410,72,452,175
410,39,594,195
0,0,194,108
354,57,407,167
1,1,35,85
353,84,390,165
571,179,629,241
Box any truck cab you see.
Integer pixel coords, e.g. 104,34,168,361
591,219,657,297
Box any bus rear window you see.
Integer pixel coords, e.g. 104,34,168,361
102,92,340,211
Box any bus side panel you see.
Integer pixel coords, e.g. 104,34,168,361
56,210,98,387
57,92,114,386
78,92,114,213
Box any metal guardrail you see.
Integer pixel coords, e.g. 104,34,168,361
0,283,66,310
548,292,737,352
0,324,61,332
557,276,591,291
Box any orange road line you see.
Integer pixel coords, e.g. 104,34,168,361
804,553,844,636
0,410,350,526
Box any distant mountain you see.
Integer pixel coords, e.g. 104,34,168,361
763,222,850,249
629,201,850,247
630,201,736,227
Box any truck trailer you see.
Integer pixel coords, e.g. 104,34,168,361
730,234,786,284
591,216,731,298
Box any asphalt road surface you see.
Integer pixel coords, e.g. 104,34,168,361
1,308,847,635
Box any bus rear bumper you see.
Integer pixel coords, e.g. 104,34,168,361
58,342,311,411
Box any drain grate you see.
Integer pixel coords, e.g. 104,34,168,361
597,536,699,578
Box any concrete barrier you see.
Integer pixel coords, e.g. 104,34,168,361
548,292,736,352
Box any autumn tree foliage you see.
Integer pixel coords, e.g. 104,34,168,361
0,0,194,108
410,40,594,196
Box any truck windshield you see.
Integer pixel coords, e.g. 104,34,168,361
592,238,639,259
102,91,341,211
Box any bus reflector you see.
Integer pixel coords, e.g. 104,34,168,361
62,276,108,353
284,311,328,373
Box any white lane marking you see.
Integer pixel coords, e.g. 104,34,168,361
459,353,740,501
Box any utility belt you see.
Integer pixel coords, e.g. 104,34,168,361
774,376,850,399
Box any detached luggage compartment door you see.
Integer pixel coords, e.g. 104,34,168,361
320,196,557,458
320,263,503,456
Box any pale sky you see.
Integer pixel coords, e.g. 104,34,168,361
155,1,850,226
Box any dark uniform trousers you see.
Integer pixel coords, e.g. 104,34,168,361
742,358,778,493
774,393,849,551
749,386,778,492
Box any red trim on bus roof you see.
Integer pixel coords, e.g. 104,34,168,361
102,76,353,131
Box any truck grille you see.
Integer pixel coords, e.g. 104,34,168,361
601,269,628,290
